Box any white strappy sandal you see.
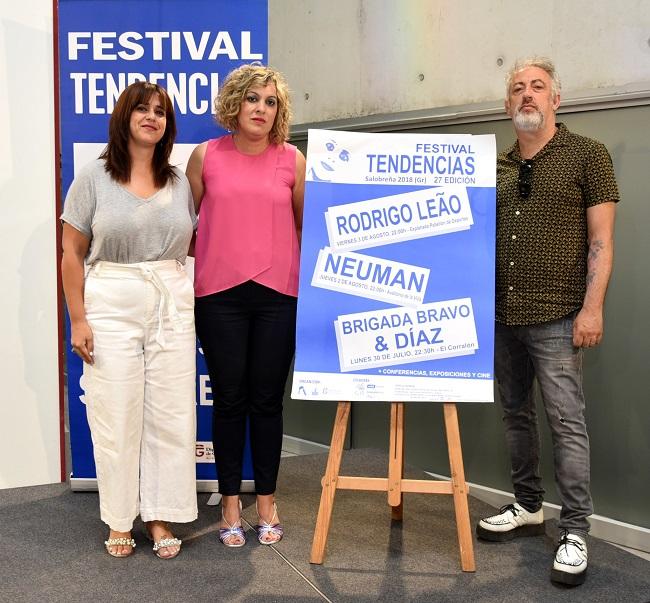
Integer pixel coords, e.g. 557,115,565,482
219,499,246,548
255,502,284,545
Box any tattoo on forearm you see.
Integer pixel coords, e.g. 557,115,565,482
586,239,607,289
588,239,604,263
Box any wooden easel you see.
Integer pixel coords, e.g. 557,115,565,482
309,401,476,571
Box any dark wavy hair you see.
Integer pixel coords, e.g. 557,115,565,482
100,81,177,187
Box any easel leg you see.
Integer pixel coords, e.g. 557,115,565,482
444,403,476,572
310,402,351,564
388,402,404,520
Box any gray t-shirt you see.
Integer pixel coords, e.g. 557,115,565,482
61,159,197,265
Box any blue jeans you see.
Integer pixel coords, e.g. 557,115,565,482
495,314,592,535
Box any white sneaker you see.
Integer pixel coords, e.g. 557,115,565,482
476,502,545,542
551,531,588,586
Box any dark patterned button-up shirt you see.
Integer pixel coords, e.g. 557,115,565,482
496,123,619,326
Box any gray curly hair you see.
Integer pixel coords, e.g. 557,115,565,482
505,56,561,98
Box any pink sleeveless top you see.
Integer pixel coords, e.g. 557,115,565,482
194,134,300,297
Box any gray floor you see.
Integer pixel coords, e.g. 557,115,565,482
2,449,649,603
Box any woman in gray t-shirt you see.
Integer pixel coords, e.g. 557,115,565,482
61,81,198,559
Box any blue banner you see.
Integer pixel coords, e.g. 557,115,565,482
293,130,496,402
59,0,268,482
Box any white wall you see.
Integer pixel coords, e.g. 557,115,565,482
0,1,61,487
270,0,650,124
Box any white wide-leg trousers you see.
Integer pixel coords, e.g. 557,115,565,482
82,260,198,531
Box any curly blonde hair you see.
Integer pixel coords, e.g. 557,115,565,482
215,62,292,144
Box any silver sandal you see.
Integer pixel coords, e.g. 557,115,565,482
104,536,136,558
145,522,182,559
255,502,283,545
152,536,182,559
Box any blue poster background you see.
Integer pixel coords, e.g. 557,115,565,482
59,0,267,482
293,130,496,403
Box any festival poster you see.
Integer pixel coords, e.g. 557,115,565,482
59,0,267,484
292,129,496,403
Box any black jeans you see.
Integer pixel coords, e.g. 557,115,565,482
195,281,297,496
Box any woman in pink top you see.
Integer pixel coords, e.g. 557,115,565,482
186,63,305,547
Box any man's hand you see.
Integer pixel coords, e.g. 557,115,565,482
573,307,603,348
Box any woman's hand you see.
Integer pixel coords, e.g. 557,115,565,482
71,319,95,364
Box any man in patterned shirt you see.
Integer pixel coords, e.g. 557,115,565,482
476,57,619,586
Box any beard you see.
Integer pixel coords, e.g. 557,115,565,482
513,105,545,131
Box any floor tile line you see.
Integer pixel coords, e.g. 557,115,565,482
241,517,335,603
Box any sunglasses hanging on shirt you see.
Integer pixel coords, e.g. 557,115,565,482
518,160,533,199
